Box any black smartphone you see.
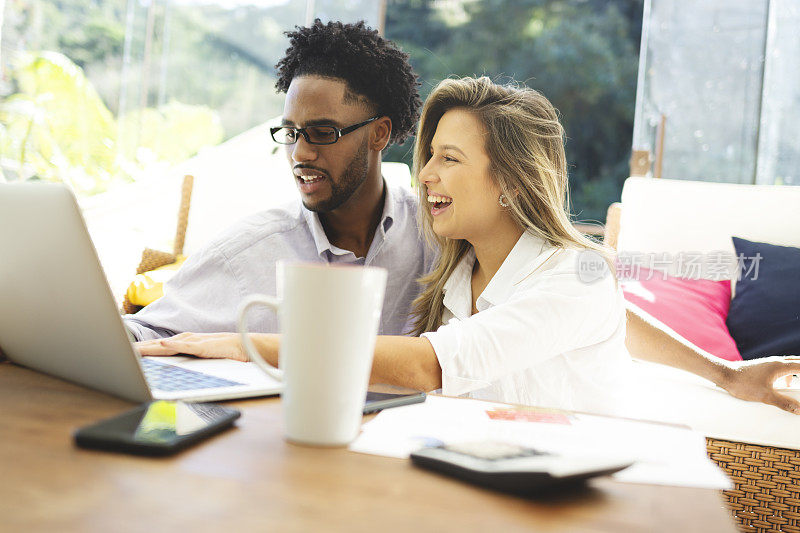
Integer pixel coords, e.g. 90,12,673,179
74,401,240,456
363,391,426,414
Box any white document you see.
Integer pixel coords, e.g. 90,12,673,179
350,395,731,489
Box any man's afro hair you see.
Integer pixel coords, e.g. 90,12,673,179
275,19,421,146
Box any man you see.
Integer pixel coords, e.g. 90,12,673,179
124,19,428,340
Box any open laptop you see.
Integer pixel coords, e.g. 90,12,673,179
0,182,282,402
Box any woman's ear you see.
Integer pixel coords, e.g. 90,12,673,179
370,117,393,151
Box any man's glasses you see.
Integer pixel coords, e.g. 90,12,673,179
270,116,380,145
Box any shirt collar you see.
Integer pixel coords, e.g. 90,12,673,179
478,231,556,309
442,246,476,317
381,179,397,232
302,208,333,257
301,178,396,258
438,232,562,318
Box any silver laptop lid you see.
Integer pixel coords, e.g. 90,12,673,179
0,182,152,402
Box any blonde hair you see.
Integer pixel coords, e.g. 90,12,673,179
409,76,613,337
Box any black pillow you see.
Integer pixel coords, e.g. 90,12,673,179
726,237,800,360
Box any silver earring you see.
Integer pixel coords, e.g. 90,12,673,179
498,194,510,208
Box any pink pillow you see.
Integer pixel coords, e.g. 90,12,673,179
620,268,742,361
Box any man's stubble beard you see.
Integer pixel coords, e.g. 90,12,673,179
304,140,370,213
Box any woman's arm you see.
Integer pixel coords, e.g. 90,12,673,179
626,310,800,414
370,336,442,391
136,333,442,391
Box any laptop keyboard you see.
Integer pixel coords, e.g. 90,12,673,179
141,358,244,392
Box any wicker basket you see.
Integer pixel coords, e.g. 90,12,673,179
121,175,194,315
707,438,800,532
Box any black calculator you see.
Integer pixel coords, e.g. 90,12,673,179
410,441,632,494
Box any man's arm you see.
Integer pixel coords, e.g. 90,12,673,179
626,310,800,414
123,242,263,341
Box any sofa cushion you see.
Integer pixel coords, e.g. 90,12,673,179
621,268,742,361
726,237,800,360
125,255,187,307
617,178,800,280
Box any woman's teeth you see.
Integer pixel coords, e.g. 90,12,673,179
427,195,452,204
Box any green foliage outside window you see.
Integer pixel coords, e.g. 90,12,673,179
0,52,223,195
1,51,117,193
384,0,643,222
1,0,642,215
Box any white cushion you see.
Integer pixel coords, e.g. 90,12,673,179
618,177,800,254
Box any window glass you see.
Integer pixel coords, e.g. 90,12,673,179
2,0,642,224
0,0,382,195
384,0,643,223
633,0,800,187
756,0,800,186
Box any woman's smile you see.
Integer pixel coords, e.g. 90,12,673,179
427,192,453,215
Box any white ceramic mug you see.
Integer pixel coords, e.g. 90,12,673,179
237,262,387,446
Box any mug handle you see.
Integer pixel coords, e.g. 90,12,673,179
237,294,284,381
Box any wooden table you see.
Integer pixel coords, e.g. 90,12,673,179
0,362,738,533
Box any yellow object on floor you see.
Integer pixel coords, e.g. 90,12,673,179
126,255,187,307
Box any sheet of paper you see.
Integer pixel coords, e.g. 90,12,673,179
350,395,731,489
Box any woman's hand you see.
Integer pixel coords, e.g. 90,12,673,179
135,332,249,362
720,357,800,414
626,311,800,414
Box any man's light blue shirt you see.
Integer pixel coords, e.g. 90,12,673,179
125,180,432,341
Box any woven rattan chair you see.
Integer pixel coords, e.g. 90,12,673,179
606,201,800,533
121,175,194,315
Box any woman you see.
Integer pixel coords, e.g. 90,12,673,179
138,77,630,413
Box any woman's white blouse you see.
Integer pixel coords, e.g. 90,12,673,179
421,232,631,415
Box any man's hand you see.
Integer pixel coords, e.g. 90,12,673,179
135,332,249,362
721,357,800,414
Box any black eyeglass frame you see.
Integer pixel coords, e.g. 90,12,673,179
270,116,381,145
